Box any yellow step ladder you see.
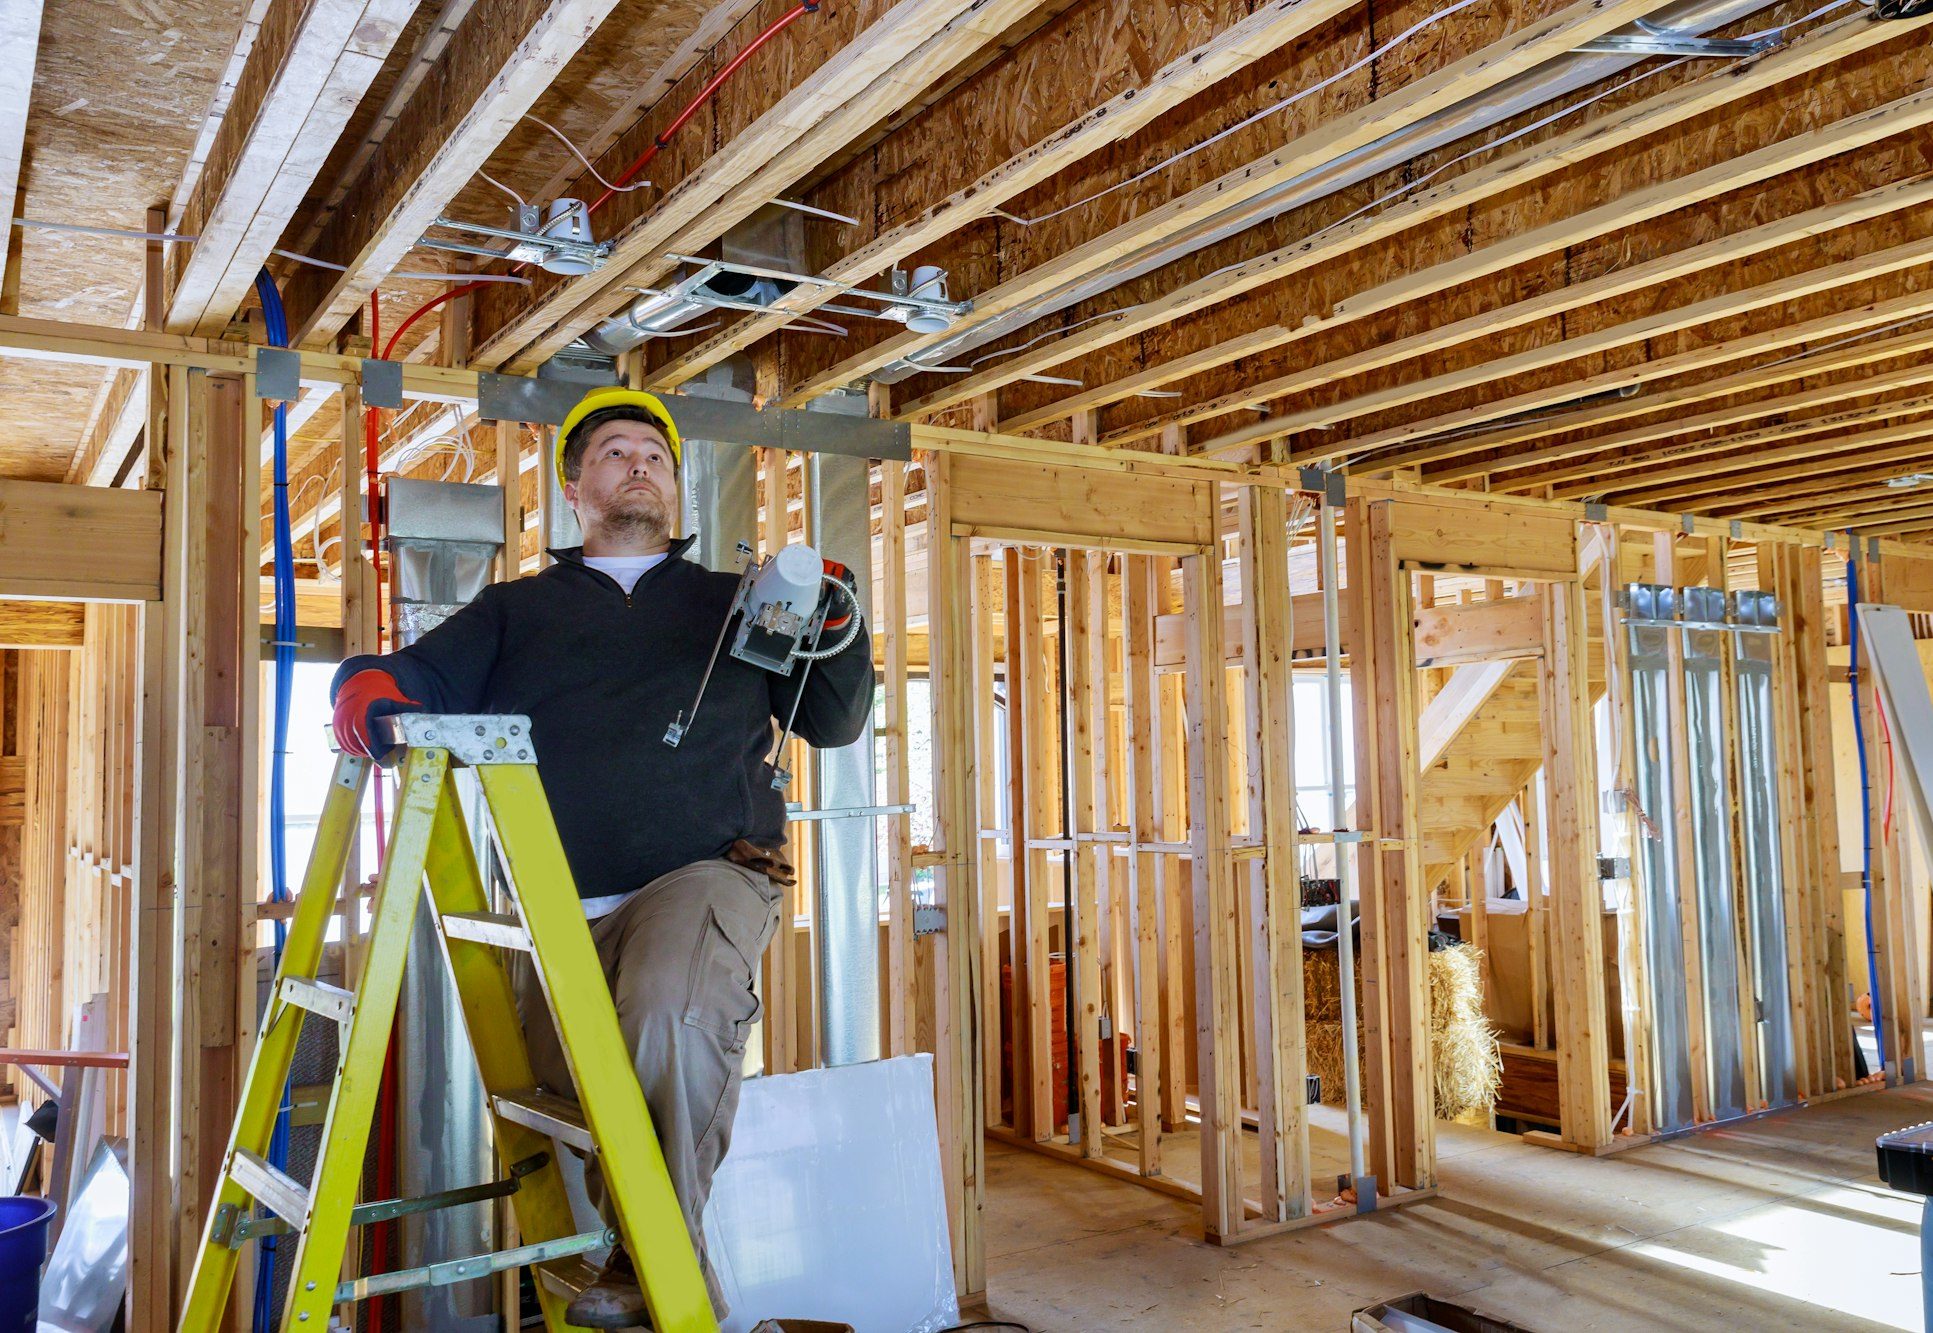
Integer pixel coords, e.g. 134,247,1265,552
179,713,716,1332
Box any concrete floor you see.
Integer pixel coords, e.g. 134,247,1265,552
971,1082,1933,1331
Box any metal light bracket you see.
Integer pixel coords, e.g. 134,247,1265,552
422,212,613,269
662,252,973,323
1577,27,1775,58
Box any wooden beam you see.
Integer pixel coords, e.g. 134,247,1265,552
1539,577,1611,1150
1241,484,1309,1222
926,452,986,1296
1184,492,1243,1238
1573,398,1933,506
782,0,1671,406
646,0,1366,388
930,13,1902,431
1349,498,1432,1188
0,481,163,602
167,0,417,336
1685,441,1933,518
1342,280,1933,475
1121,553,1163,1177
281,0,633,345
1433,323,1933,487
0,601,84,648
1193,173,1933,451
0,311,476,401
469,0,1049,371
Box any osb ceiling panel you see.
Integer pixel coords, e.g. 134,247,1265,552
0,0,254,480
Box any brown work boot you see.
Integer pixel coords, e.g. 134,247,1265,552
565,1246,651,1329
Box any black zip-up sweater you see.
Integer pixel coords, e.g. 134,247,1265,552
330,538,873,902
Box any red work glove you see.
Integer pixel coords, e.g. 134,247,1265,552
332,669,421,759
821,558,859,632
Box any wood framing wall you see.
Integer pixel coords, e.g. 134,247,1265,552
0,327,1918,1325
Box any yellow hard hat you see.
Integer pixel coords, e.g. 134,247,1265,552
555,386,682,487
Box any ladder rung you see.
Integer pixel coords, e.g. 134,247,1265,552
230,1149,312,1231
492,1089,593,1154
279,976,356,1024
537,1256,601,1299
439,910,532,951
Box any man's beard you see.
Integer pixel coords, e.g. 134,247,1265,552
591,486,671,542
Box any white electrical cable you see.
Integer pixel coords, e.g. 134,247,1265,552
768,197,861,226
920,53,1689,385
993,0,1489,229
941,3,1861,384
273,247,532,284
14,217,195,242
478,169,528,210
526,114,652,193
9,218,530,286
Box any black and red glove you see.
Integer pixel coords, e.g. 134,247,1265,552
332,669,422,759
821,558,860,632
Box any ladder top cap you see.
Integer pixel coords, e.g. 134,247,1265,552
374,713,537,766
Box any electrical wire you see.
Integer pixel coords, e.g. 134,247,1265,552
526,114,653,194
385,1,824,352
1844,543,1888,1072
250,267,298,1333
992,0,1489,228
477,168,529,209
589,0,820,217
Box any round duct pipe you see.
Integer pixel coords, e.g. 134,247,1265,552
581,270,783,354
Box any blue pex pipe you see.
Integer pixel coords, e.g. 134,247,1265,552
251,268,299,1330
1844,540,1887,1073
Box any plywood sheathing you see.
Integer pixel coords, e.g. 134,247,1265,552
0,0,255,477
468,0,913,361
1088,20,1932,451
957,0,1870,434
768,0,1649,406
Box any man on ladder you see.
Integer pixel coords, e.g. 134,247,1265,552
331,387,872,1327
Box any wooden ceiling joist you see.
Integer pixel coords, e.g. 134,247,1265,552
1339,282,1933,475
641,0,1368,390
468,0,1051,372
1438,320,1933,487
1709,448,1933,518
777,0,1673,408
909,12,1905,430
280,0,634,347
167,0,419,338
1575,397,1933,506
1159,77,1933,454
1201,172,1933,453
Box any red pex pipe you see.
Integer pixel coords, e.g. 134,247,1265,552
364,288,401,1333
384,0,819,348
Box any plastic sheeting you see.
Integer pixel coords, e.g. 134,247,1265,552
704,1055,958,1333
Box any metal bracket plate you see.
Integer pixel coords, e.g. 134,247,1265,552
362,357,404,410
913,904,947,937
255,346,300,403
373,713,536,766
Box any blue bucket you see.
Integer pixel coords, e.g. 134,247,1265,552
0,1196,56,1331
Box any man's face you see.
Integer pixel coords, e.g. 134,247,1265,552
565,418,677,541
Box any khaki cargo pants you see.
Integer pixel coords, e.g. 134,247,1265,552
512,857,782,1318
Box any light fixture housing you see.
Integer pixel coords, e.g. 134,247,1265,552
539,199,596,276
